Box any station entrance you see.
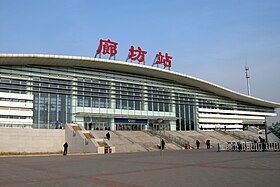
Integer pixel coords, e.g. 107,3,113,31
115,123,146,131
115,118,147,131
84,122,110,130
148,123,170,131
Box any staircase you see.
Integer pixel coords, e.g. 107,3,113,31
65,123,115,154
89,131,152,152
268,126,280,140
146,130,188,149
216,129,257,142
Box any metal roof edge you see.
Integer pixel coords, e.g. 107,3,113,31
1,53,279,108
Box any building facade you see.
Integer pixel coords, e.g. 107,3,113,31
0,54,279,130
0,92,33,127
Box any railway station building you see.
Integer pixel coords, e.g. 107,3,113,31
0,54,279,131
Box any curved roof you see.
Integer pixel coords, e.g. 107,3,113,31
0,53,279,108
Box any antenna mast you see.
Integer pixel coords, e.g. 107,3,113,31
245,66,250,96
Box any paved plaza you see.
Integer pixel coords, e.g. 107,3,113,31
0,150,280,187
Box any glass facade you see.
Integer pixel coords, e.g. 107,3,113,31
147,86,172,112
116,82,143,110
0,64,275,130
175,93,196,131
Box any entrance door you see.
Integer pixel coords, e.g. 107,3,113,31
149,123,170,131
116,123,145,131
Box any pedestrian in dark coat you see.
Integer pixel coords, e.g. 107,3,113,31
259,136,266,151
206,140,211,149
161,139,166,150
63,142,68,155
196,140,200,149
106,132,111,141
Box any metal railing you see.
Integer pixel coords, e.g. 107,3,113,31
0,123,32,128
218,142,280,152
216,129,258,142
147,130,189,148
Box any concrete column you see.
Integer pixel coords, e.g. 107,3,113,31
110,82,116,109
171,92,176,113
194,97,199,131
71,78,78,123
171,92,177,131
110,118,115,131
170,120,176,131
143,86,148,111
26,77,33,94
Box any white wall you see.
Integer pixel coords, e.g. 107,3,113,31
0,92,33,127
0,128,65,153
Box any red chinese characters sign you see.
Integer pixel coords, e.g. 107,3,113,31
95,39,118,59
95,38,172,69
127,46,147,63
154,52,172,68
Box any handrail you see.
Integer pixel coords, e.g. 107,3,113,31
268,126,280,139
146,130,189,147
216,129,258,142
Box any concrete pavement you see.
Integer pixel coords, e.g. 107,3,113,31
0,150,279,187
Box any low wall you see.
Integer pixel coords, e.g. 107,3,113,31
0,128,65,153
65,124,105,154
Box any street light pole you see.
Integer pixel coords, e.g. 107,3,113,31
245,66,251,96
264,118,268,143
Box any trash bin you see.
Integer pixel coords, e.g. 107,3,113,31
104,147,112,154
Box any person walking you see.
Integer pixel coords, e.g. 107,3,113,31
206,140,211,149
217,143,221,152
161,139,166,150
106,132,111,141
196,140,200,149
63,142,68,155
259,136,266,151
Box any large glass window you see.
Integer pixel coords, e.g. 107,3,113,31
115,83,143,110
77,96,83,107
75,79,111,108
175,93,196,131
84,97,91,107
147,87,171,112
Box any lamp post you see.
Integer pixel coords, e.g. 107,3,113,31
264,118,268,143
158,119,164,156
245,66,251,96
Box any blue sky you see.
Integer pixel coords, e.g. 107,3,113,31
0,0,280,106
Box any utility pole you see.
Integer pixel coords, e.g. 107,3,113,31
245,66,251,96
